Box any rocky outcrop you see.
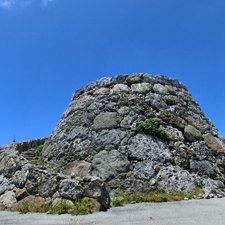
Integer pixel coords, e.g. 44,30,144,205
1,73,225,212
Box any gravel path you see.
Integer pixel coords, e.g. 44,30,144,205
1,198,225,225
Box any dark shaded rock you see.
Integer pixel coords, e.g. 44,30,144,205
25,168,60,198
118,93,140,107
190,160,216,178
83,181,110,210
158,110,185,131
15,188,28,201
173,141,195,170
126,73,143,84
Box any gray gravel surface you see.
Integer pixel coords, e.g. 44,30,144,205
1,198,225,225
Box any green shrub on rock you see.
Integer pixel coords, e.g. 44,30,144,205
134,118,167,139
35,145,44,157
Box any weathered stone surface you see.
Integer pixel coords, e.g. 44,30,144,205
0,191,16,207
106,172,153,197
127,134,172,163
92,112,118,131
91,150,130,181
131,83,152,93
63,160,91,178
187,115,205,133
0,175,15,195
190,160,216,178
126,73,143,84
184,125,202,142
203,133,224,155
173,141,195,170
59,179,82,200
163,95,179,105
158,110,185,131
83,181,110,210
25,168,60,198
156,166,196,193
118,93,140,107
153,83,169,95
133,161,155,180
93,88,110,95
109,84,130,95
161,125,184,142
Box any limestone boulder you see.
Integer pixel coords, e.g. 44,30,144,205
203,133,224,155
91,150,130,181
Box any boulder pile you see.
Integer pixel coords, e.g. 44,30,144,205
1,73,225,211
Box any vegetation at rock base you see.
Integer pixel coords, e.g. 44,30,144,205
111,190,194,207
18,202,29,213
15,198,93,215
35,144,44,157
134,118,167,139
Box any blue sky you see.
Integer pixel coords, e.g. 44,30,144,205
0,0,225,146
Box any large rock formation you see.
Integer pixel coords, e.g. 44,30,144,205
1,73,225,211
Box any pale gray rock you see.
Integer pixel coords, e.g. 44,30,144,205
127,134,172,163
161,125,184,142
156,166,196,193
109,84,130,95
201,178,217,196
93,88,110,95
92,112,118,131
91,150,130,181
0,191,16,207
96,77,112,87
153,83,169,95
145,93,167,110
133,161,155,180
63,160,91,178
91,129,129,152
184,125,202,142
0,175,15,195
131,83,152,93
67,126,89,142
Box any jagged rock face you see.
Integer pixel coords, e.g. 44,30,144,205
41,73,225,196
